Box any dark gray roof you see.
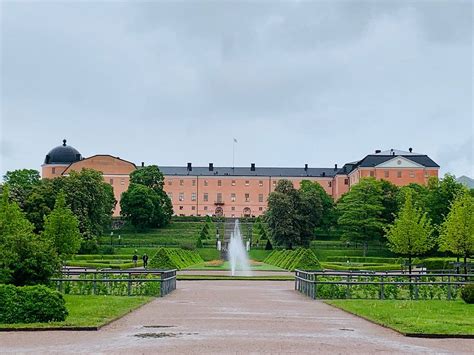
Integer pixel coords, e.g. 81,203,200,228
158,166,338,178
357,154,439,168
44,139,82,165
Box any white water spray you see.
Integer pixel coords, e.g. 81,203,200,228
228,219,251,276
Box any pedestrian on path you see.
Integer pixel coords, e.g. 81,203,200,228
132,253,138,267
142,253,149,269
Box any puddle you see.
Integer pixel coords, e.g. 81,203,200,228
134,332,198,339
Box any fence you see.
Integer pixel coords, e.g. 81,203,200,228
295,270,473,300
52,269,177,297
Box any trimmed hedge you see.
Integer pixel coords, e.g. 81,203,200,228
461,284,474,304
149,248,203,270
264,248,322,271
0,284,68,324
326,256,398,264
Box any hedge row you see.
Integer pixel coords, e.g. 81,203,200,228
326,256,398,264
0,284,68,324
71,255,133,261
264,248,322,271
66,261,140,270
149,248,203,270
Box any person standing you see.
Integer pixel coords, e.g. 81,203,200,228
142,253,149,269
132,253,138,267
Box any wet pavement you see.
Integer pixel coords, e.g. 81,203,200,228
0,280,472,354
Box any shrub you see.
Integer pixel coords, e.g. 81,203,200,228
264,248,321,271
461,284,474,304
0,284,68,324
149,248,203,270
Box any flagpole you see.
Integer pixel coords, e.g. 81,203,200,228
232,139,235,170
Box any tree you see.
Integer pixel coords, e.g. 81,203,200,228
385,190,435,274
2,169,41,209
120,184,156,228
265,188,298,248
121,166,173,228
439,192,473,274
300,180,334,231
379,179,399,225
42,192,82,260
336,178,385,256
63,169,116,239
0,188,60,285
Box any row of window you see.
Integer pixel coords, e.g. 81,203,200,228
178,205,265,212
109,178,126,186
167,179,277,187
368,170,424,178
169,192,266,203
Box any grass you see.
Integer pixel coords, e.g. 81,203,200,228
326,299,474,336
186,260,285,271
321,261,401,271
0,295,152,330
248,249,272,261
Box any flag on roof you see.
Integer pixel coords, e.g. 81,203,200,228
233,138,238,143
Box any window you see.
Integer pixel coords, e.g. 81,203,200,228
168,180,173,186
204,206,208,211
217,180,222,187
191,206,196,211
259,180,263,187
192,180,196,186
409,171,415,178
216,193,222,202
179,206,183,210
204,180,208,186
259,207,263,211
231,214,235,217
245,193,250,202
203,193,208,202
109,178,113,185
397,171,402,178
179,193,184,201
191,193,196,201
245,180,250,186
121,178,125,185
52,167,56,174
231,206,235,211
344,178,349,185
272,180,277,187
231,193,236,202
180,179,184,186
424,172,429,178
328,181,332,188
369,171,375,177
168,192,173,200
231,180,236,186
258,194,263,203
384,170,389,178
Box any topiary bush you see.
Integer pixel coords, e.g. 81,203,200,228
0,284,68,324
460,284,474,304
148,248,203,270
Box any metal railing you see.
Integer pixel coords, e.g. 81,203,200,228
295,270,473,300
52,269,177,297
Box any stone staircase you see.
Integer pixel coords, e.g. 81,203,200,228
220,217,253,260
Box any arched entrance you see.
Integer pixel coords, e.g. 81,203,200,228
243,207,251,217
215,206,224,217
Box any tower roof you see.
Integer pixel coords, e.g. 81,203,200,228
44,139,82,165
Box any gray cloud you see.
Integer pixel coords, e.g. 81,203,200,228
1,1,472,177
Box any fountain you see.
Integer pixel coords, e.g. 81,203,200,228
228,219,252,276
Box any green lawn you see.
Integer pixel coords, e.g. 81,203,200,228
186,261,285,271
326,300,474,335
0,295,152,330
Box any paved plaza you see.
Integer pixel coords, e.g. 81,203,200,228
0,280,472,354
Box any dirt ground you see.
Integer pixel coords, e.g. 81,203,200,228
0,280,472,354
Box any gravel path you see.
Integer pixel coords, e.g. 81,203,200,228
0,281,472,354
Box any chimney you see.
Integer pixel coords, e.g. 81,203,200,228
187,162,192,171
250,163,255,171
209,163,213,171
334,164,338,171
409,147,413,153
322,172,326,177
304,163,308,171
141,162,144,167
375,149,381,153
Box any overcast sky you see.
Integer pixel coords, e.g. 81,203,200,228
1,1,472,178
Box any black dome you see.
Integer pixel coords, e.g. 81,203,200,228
44,139,82,164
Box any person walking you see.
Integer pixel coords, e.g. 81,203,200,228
142,253,149,269
132,253,138,267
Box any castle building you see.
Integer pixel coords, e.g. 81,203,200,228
42,141,439,218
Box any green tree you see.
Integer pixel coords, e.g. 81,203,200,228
0,188,60,285
2,169,41,209
439,192,473,274
385,190,435,274
42,192,82,260
122,165,173,228
120,184,156,228
336,178,385,256
63,169,116,238
300,180,334,231
379,179,399,225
